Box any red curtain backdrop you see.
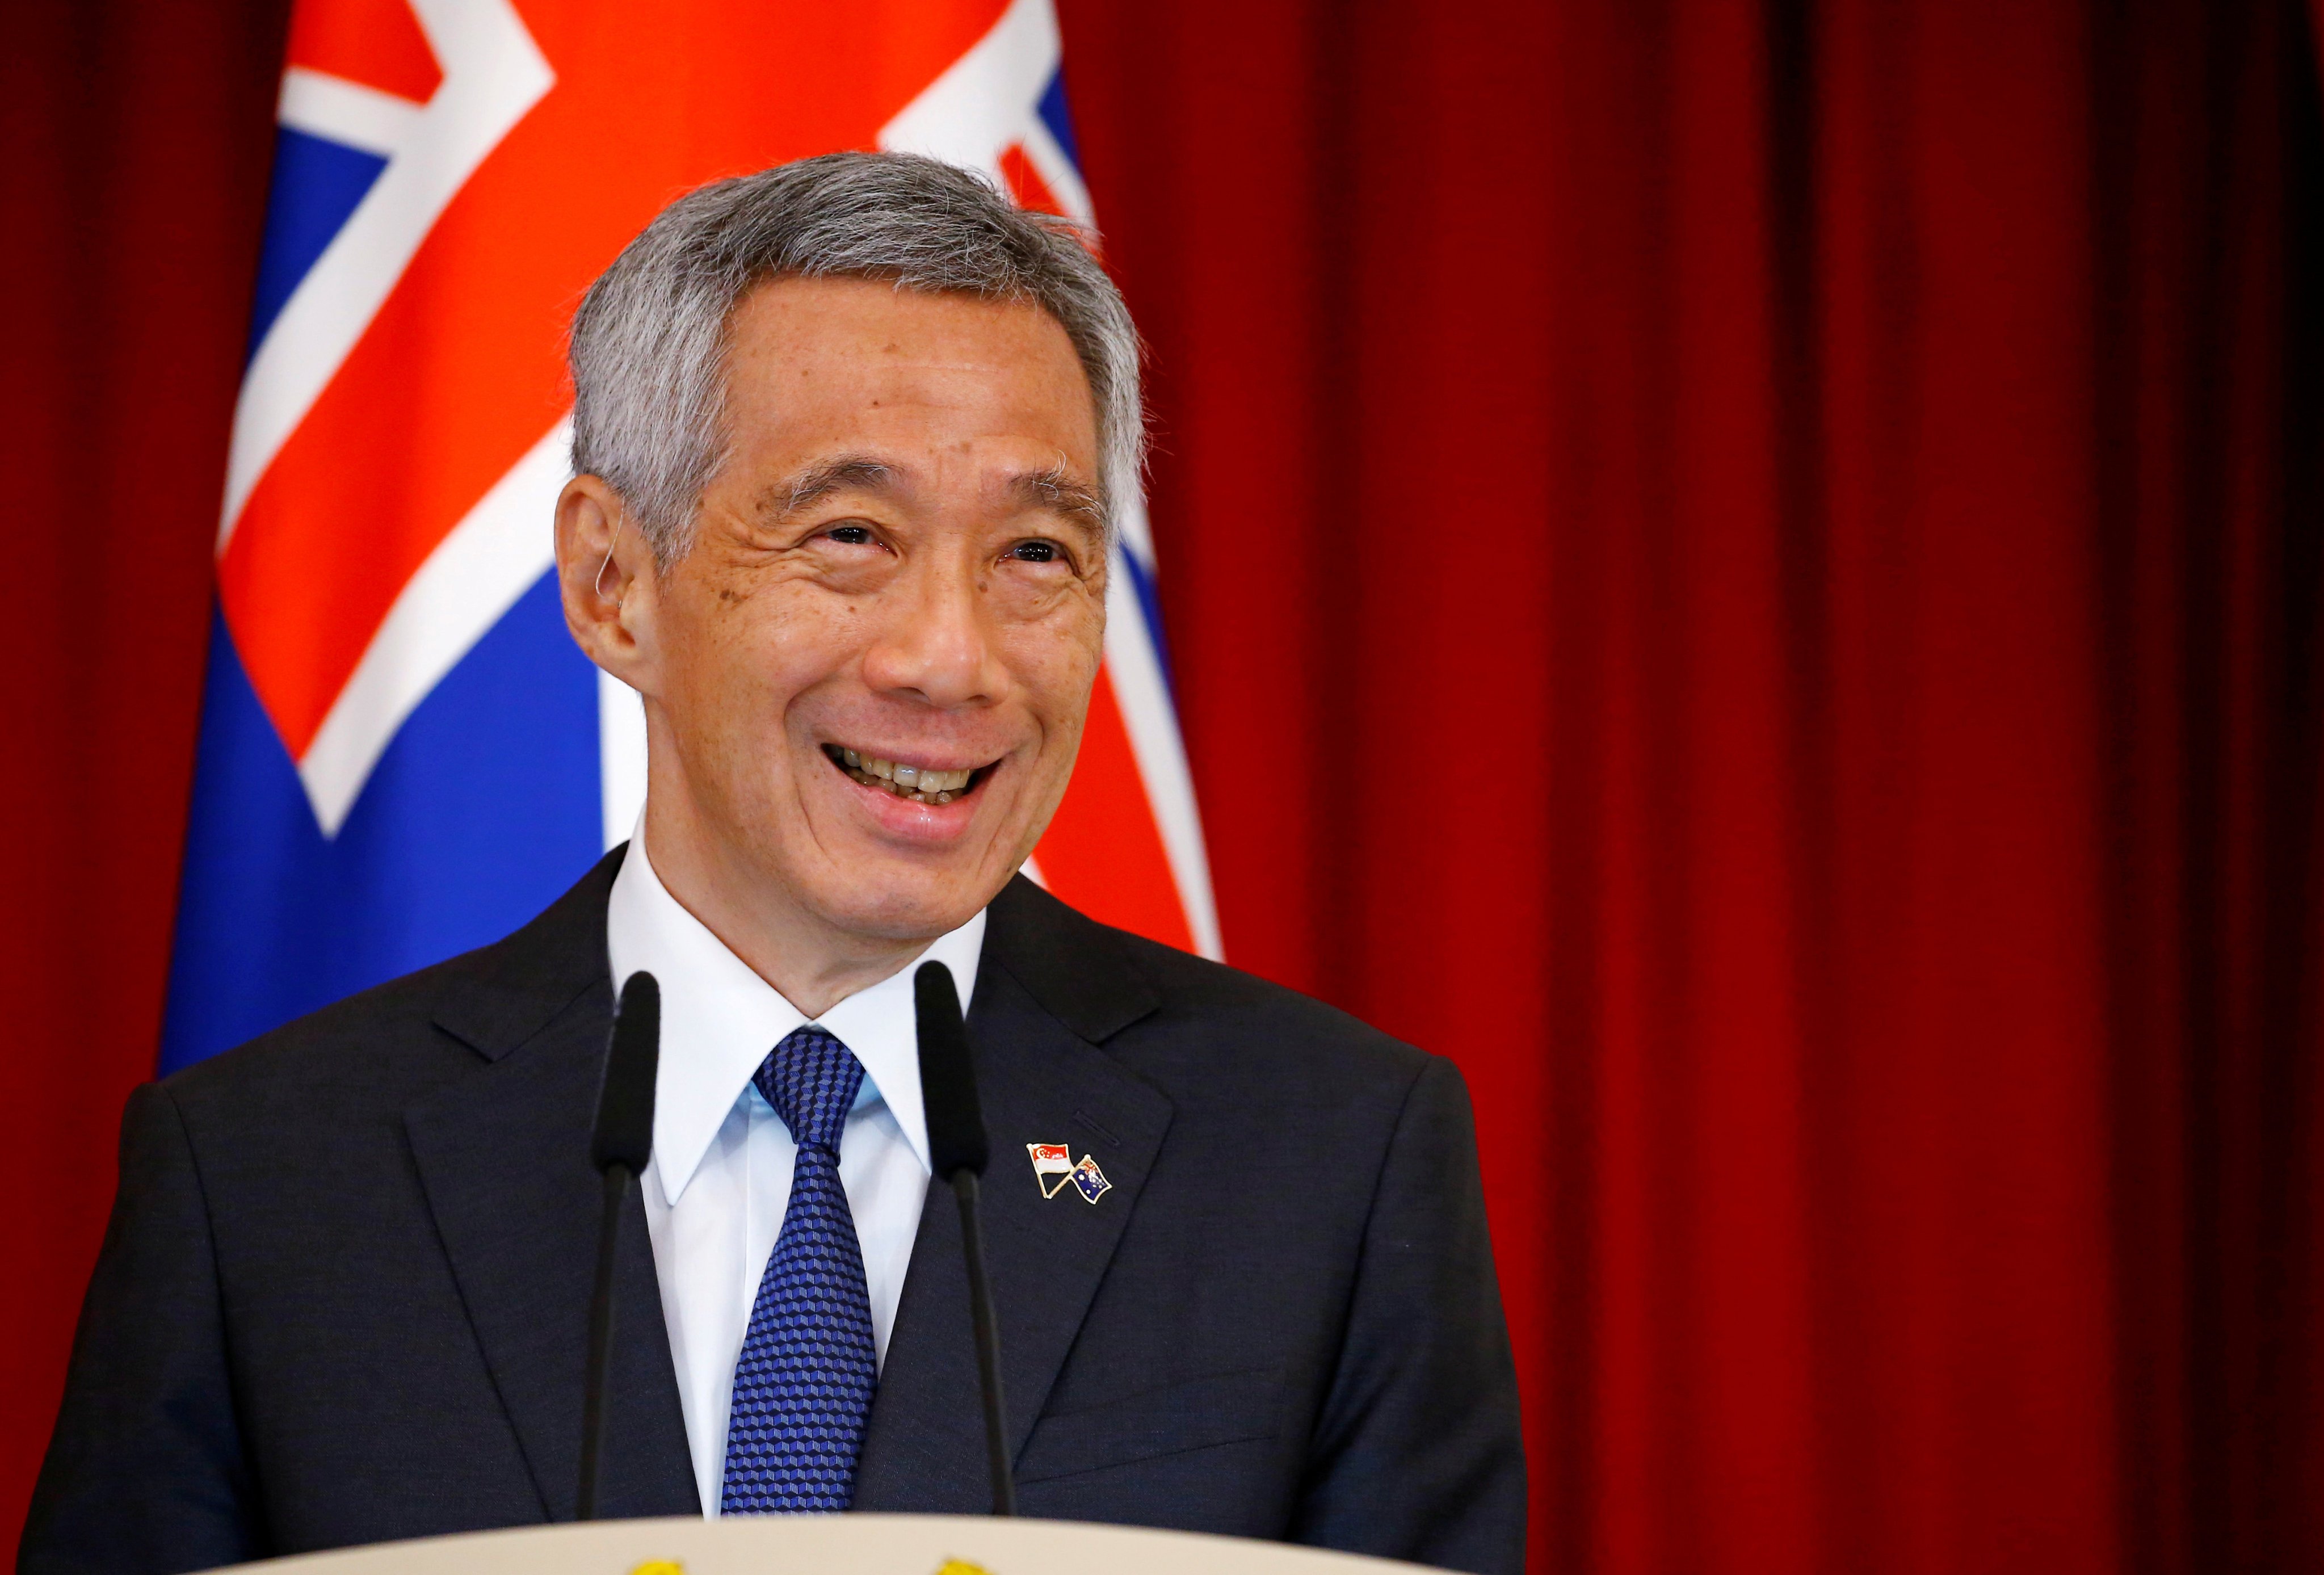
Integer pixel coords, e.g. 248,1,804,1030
1060,1,2324,1568
0,0,289,1551
5,1,2321,1571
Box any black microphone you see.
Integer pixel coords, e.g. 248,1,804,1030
578,971,659,1522
915,960,1014,1516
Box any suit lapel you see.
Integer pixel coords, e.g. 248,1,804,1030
853,877,1171,1511
397,859,1166,1517
402,851,699,1522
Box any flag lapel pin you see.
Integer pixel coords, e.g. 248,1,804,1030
1027,1141,1075,1199
1070,1154,1113,1204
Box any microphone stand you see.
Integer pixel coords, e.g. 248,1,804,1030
950,1167,1015,1516
578,972,661,1522
577,1161,635,1522
916,961,1015,1516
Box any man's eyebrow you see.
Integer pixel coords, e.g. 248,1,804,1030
1012,465,1107,534
763,456,902,517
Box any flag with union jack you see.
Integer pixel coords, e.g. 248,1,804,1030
161,0,1217,1072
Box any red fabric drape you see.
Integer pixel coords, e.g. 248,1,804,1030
1058,0,2324,1570
5,1,2321,1570
0,0,287,1547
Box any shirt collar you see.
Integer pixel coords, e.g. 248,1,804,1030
604,817,986,1205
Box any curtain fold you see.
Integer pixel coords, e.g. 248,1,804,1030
1061,1,2324,1570
0,0,287,1546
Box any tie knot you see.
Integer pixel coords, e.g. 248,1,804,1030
753,1027,864,1153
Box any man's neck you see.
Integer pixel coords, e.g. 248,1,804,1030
638,800,927,1020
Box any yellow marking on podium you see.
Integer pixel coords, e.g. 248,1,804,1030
935,1561,994,1575
628,1563,683,1574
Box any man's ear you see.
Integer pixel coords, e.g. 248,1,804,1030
556,474,664,695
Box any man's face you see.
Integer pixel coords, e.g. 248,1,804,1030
608,276,1108,946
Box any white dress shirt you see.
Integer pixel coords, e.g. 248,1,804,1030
604,821,986,1515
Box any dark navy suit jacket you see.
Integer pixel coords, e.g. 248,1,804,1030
22,852,1525,1573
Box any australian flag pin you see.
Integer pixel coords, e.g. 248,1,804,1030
1070,1155,1112,1204
1027,1142,1075,1199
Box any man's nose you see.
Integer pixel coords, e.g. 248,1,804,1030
860,551,1007,708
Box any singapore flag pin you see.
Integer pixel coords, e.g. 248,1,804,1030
1027,1141,1075,1199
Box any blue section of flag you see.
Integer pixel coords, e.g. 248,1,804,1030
246,127,389,363
1037,67,1081,172
1070,1157,1111,1203
1026,73,1171,698
160,575,603,1072
1116,546,1176,698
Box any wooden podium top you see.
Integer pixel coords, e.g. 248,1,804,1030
232,1514,1432,1574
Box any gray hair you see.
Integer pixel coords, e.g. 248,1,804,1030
568,151,1142,562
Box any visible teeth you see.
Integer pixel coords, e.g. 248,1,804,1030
834,749,976,800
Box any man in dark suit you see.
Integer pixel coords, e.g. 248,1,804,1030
23,153,1523,1574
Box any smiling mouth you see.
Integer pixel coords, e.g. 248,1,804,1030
822,744,991,806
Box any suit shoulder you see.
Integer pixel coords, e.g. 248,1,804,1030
162,947,479,1104
1115,928,1429,1077
161,850,620,1112
988,875,1436,1097
1001,896,1476,1187
1019,915,1439,1135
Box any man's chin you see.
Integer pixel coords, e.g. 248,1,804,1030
796,860,1007,946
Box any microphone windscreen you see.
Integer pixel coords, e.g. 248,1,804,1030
915,961,989,1180
592,971,661,1175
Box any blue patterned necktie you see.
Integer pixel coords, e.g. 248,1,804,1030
720,1026,877,1514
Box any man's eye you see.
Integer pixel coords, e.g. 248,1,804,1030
1008,540,1060,564
826,524,876,546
